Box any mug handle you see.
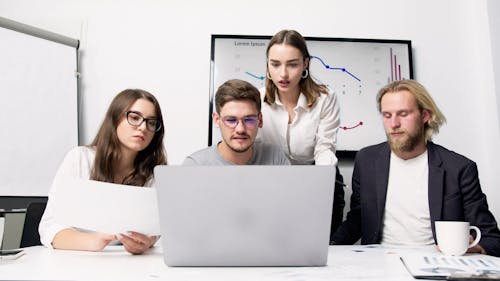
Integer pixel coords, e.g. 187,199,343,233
468,226,481,248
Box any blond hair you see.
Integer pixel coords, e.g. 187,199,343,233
377,80,446,142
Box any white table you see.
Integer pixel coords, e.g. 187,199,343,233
0,245,439,281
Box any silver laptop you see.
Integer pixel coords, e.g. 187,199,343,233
154,165,335,267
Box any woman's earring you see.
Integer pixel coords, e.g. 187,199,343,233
267,72,272,80
301,69,309,79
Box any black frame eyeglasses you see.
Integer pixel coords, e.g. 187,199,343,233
221,115,259,129
126,111,161,133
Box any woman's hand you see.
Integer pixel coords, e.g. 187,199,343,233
89,232,118,251
118,231,157,255
52,229,116,251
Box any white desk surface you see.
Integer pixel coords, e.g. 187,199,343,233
1,244,441,281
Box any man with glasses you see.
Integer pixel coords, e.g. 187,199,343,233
183,79,290,165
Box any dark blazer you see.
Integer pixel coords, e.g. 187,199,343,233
332,141,500,257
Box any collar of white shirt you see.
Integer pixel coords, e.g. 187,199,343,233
275,92,309,111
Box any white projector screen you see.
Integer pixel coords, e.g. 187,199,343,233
0,18,79,196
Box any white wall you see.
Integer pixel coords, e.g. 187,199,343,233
488,0,500,133
1,0,499,219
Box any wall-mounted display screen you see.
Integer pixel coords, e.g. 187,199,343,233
209,34,413,157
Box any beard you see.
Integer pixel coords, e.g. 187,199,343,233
223,134,253,153
387,125,425,154
227,142,252,153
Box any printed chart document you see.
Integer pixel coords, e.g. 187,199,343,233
52,177,160,235
401,253,500,279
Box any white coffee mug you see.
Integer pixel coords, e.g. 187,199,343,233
435,221,481,256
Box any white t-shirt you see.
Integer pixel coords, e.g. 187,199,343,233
381,151,434,246
257,88,340,165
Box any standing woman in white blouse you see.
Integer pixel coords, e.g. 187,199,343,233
258,30,345,239
39,89,167,254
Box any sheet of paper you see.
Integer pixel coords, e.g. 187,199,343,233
52,177,160,235
401,253,500,279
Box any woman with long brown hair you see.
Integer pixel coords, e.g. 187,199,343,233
39,89,166,254
259,29,345,239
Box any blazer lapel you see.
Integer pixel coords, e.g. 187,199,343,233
375,143,391,228
427,142,445,238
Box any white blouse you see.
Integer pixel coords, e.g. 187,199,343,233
257,88,340,165
39,146,153,248
39,146,96,248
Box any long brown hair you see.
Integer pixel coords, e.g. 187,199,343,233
90,89,167,186
264,29,329,108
